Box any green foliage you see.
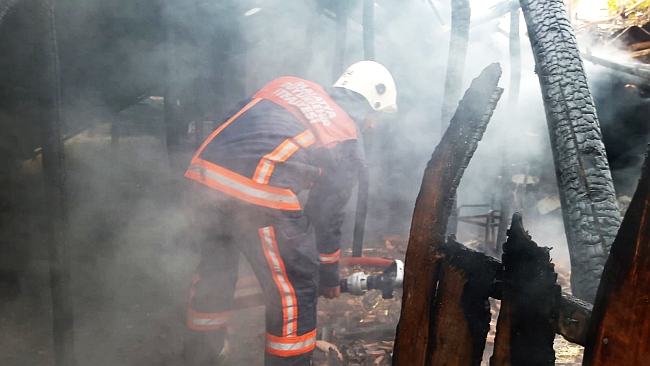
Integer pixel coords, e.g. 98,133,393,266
607,0,650,17
603,0,650,28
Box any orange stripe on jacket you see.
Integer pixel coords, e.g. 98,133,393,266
185,158,301,211
252,130,316,185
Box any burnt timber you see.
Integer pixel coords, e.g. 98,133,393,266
432,239,501,365
490,213,560,366
34,0,75,364
519,0,622,303
582,148,650,366
393,63,503,366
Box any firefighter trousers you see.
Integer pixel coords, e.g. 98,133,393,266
184,186,320,366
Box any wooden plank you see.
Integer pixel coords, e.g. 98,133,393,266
582,52,650,81
625,41,650,52
362,0,375,61
630,48,650,58
583,150,650,366
490,213,560,366
393,63,502,366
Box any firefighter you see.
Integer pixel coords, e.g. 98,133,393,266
182,61,398,366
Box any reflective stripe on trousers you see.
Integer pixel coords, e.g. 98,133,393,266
265,329,317,357
259,226,298,337
187,309,230,331
188,274,231,331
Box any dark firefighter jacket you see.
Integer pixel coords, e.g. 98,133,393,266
185,77,364,287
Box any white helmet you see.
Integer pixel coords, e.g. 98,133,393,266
333,61,398,113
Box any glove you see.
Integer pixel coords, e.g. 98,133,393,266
319,261,340,288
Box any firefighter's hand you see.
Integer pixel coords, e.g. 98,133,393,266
319,286,341,299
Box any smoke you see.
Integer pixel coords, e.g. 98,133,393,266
2,0,650,364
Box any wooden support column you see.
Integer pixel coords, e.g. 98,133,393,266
495,6,521,253
519,0,621,303
582,149,650,365
393,63,503,366
163,8,184,158
34,0,76,364
333,0,348,80
490,213,560,366
352,165,369,258
351,0,376,257
440,0,471,131
362,0,375,61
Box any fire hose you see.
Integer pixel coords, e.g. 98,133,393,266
232,258,405,310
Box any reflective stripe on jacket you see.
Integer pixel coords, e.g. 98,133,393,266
184,77,358,211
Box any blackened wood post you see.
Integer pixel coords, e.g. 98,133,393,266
35,0,76,364
163,6,183,156
495,6,521,253
351,165,369,257
362,0,375,61
440,0,470,132
333,0,348,80
583,149,650,366
393,63,502,366
352,0,375,257
490,213,560,366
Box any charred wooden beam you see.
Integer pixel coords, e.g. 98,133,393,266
519,0,621,303
35,0,76,363
558,292,592,345
440,0,471,132
495,7,521,256
362,0,375,61
470,0,519,29
428,239,502,365
583,149,650,365
393,63,503,366
491,213,560,366
444,247,592,348
163,21,183,154
581,52,650,81
333,0,349,80
507,8,521,110
352,165,369,258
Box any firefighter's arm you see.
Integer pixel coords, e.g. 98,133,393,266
304,140,360,292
